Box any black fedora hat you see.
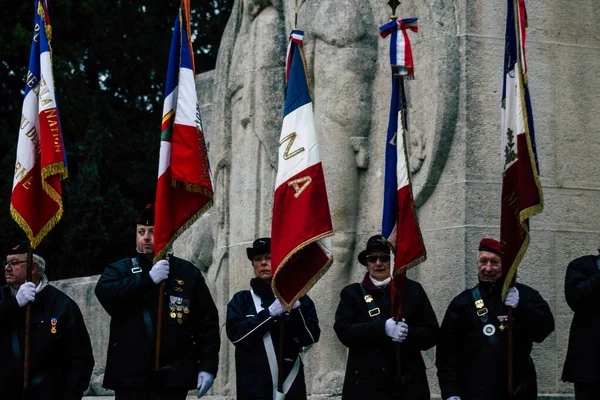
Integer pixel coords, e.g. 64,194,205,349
358,235,391,266
246,237,271,261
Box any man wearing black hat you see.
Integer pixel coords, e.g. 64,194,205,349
95,204,220,399
334,235,439,400
561,246,600,399
226,237,320,399
436,237,555,400
0,242,94,399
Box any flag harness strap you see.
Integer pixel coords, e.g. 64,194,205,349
250,290,300,400
471,287,498,344
360,285,381,319
131,258,154,342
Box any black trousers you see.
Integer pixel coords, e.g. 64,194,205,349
574,382,600,400
114,389,189,400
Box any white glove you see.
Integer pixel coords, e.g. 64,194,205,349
385,318,398,338
447,397,461,400
197,371,214,398
268,299,285,317
504,287,519,308
392,320,408,343
149,260,170,284
16,282,36,307
292,299,301,309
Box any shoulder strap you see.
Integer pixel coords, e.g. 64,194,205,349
132,258,154,342
471,287,498,344
359,284,381,319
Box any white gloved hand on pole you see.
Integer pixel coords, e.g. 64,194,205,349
16,282,36,307
392,319,408,343
268,299,285,317
385,318,398,338
197,371,214,398
149,260,170,284
504,287,519,308
447,397,462,400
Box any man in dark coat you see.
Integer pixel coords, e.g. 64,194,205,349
95,204,220,399
436,237,555,400
0,241,94,399
334,235,439,400
562,247,600,399
226,237,320,400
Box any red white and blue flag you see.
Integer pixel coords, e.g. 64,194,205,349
11,0,68,249
500,0,543,298
154,0,213,261
380,18,426,279
271,30,334,309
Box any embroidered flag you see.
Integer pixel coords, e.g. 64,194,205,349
154,0,213,261
500,0,543,298
271,30,334,309
11,0,68,249
380,18,426,277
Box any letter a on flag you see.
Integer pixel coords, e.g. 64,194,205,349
154,0,213,261
500,0,543,298
271,30,334,309
11,0,68,249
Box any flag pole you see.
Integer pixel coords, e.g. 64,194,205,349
23,243,34,395
154,279,166,370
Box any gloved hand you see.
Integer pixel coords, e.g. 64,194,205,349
149,260,170,284
197,371,214,398
392,319,408,343
385,318,398,338
292,299,301,309
268,299,285,317
504,287,519,308
16,282,36,307
447,397,461,400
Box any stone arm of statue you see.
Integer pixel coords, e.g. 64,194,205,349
435,296,465,400
402,284,439,351
61,298,95,399
190,267,221,376
226,291,276,348
289,295,321,347
511,284,555,344
94,261,156,316
564,255,600,314
333,285,387,348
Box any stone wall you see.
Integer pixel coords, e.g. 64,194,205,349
58,0,599,398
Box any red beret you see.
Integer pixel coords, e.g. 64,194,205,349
479,238,503,256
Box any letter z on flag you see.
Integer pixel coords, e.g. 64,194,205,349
271,30,334,309
154,0,213,262
500,0,543,298
11,0,68,249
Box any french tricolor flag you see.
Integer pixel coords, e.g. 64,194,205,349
154,0,213,261
381,18,426,289
271,30,334,310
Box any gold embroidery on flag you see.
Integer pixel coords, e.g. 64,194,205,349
280,132,305,160
287,176,312,198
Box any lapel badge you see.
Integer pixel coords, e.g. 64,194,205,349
50,317,58,334
364,295,374,303
175,279,184,286
475,299,484,309
483,323,496,336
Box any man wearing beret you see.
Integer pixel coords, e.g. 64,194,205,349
436,238,555,400
95,204,220,399
561,245,600,399
226,237,320,399
334,235,439,399
0,242,94,399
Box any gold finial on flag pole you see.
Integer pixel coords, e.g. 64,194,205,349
388,0,401,20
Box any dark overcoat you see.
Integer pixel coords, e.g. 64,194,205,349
0,284,94,399
562,254,600,384
436,280,555,400
95,254,220,391
334,275,439,400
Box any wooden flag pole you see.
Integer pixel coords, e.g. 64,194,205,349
23,244,33,395
507,306,514,394
277,317,286,393
154,280,166,371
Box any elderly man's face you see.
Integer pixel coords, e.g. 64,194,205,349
136,224,154,256
252,253,272,282
477,251,503,282
5,254,29,288
366,249,391,282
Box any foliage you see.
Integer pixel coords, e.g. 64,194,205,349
0,0,232,282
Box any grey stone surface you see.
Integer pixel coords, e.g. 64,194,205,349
59,0,600,397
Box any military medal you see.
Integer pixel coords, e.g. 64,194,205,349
177,312,183,319
183,307,190,314
483,323,496,336
497,315,508,331
50,317,57,334
170,312,177,319
175,279,184,285
177,318,183,324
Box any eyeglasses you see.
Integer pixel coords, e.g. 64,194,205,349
365,254,391,263
5,260,27,267
478,258,501,267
